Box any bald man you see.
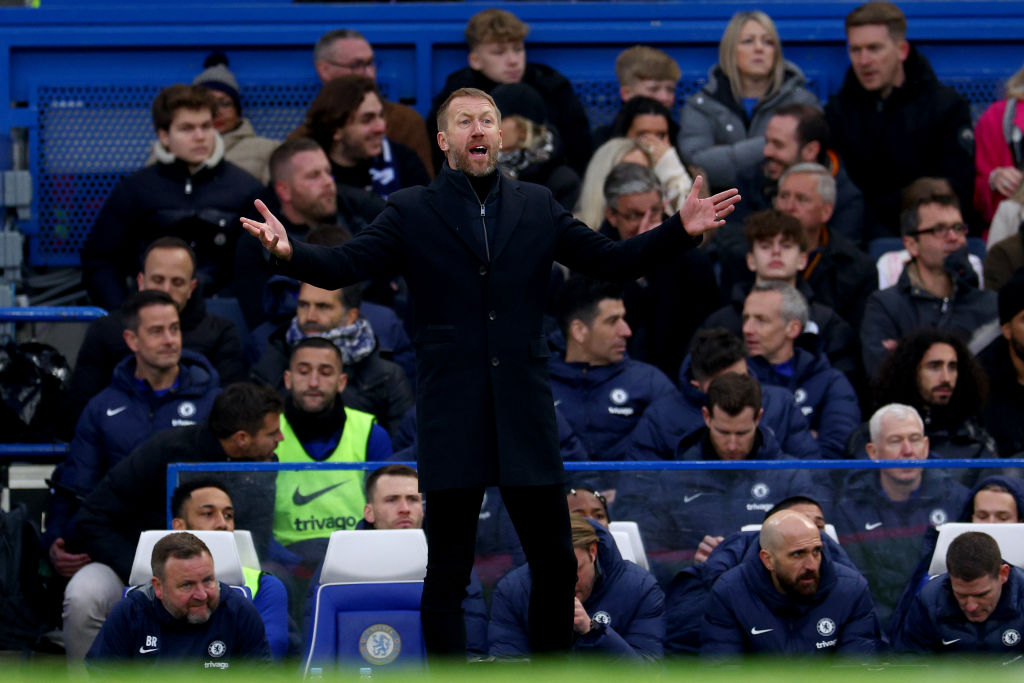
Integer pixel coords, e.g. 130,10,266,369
701,510,880,655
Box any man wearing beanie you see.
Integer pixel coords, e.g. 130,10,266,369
191,53,279,185
978,269,1024,456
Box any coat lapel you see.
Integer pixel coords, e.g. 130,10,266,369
490,177,525,263
425,179,489,263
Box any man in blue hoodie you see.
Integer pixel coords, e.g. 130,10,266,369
629,326,818,462
615,373,823,572
742,280,860,459
488,514,664,661
893,531,1024,656
47,290,220,591
701,509,880,655
548,276,678,489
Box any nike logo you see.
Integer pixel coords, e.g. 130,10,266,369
106,406,127,417
138,646,158,654
750,627,773,635
942,638,960,646
864,522,883,531
292,482,345,506
683,493,703,503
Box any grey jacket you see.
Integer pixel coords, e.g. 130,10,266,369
678,60,819,190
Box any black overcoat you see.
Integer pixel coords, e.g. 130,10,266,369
278,165,700,490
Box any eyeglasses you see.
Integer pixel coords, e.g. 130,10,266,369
911,222,967,238
324,57,377,73
610,207,665,223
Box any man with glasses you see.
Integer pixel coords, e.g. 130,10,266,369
860,182,998,375
314,29,433,179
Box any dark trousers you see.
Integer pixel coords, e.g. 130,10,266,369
421,483,576,659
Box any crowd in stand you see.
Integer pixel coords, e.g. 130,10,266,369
14,0,1024,666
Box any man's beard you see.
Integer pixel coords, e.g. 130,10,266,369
778,569,820,598
452,146,498,177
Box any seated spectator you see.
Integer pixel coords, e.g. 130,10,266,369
576,137,657,230
491,82,581,210
666,495,859,655
82,84,263,308
980,272,1024,456
777,163,877,328
742,282,860,458
615,373,823,571
700,509,879,656
567,486,611,527
703,209,857,376
427,8,592,174
893,531,1024,654
607,97,693,211
548,277,678,488
85,532,270,666
170,479,288,659
832,403,969,625
730,104,866,245
889,475,1024,635
46,290,220,582
849,329,997,464
826,2,974,237
143,53,278,185
630,327,819,463
679,10,818,191
233,138,384,329
489,514,664,661
251,282,413,436
983,182,1024,291
270,338,392,571
860,185,998,376
294,75,429,199
314,29,434,178
598,162,718,378
61,383,283,663
66,237,246,433
974,62,1024,225
592,45,681,147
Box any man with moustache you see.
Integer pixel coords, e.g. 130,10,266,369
242,86,739,659
701,510,880,655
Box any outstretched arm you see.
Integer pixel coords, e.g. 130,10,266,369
678,175,741,237
240,199,293,260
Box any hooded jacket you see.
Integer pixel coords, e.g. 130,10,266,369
666,527,859,654
82,135,263,309
831,467,969,626
488,519,664,660
747,348,861,460
825,46,974,237
894,565,1024,656
46,349,220,544
548,353,677,462
888,475,1024,638
614,427,825,558
628,355,819,462
701,543,880,655
678,61,819,190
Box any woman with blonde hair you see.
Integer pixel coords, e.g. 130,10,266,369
679,10,819,191
974,63,1024,224
575,137,655,230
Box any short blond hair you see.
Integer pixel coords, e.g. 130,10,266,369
615,46,681,87
465,9,529,49
570,513,600,550
435,87,501,134
845,1,907,41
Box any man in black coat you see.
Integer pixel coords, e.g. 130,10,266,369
242,87,739,659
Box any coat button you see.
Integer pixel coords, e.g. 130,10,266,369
490,357,500,367
488,310,496,320
479,266,488,275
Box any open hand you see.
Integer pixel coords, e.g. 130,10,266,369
679,175,740,237
240,199,293,260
